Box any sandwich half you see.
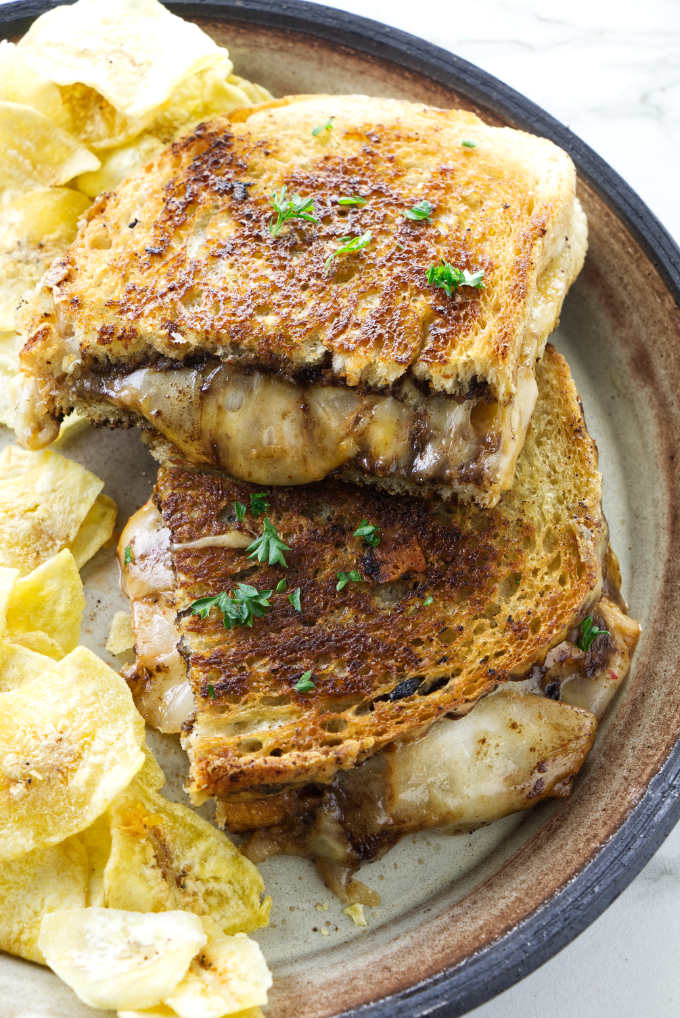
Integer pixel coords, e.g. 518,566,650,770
19,94,586,506
118,346,638,886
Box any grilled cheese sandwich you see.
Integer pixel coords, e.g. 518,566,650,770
18,94,586,505
118,347,620,811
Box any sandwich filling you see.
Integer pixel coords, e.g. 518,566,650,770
17,94,587,504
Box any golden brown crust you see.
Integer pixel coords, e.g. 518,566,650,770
138,346,606,798
20,95,582,408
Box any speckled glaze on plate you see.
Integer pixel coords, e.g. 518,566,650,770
1,2,679,1017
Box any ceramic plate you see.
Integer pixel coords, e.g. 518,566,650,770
1,2,680,1016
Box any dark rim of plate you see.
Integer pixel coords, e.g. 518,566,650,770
3,1,680,1016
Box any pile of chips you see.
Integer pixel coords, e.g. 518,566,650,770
0,446,272,1017
0,0,271,431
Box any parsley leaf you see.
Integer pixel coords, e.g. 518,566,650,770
336,569,362,592
123,544,134,565
312,117,334,137
422,595,433,606
354,518,380,547
404,199,433,222
426,260,485,297
234,500,246,522
207,683,217,700
577,615,610,652
246,518,291,568
275,577,287,592
294,670,316,692
461,139,477,148
337,195,367,206
325,231,372,271
250,492,269,517
189,583,273,629
269,186,318,237
289,586,302,611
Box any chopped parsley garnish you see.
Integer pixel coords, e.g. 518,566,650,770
250,492,269,517
207,683,217,700
354,519,380,547
336,569,362,592
294,670,316,693
189,583,273,629
234,500,247,522
461,139,477,148
123,544,134,566
426,260,485,297
337,195,367,206
275,577,287,592
577,615,610,653
289,586,302,611
325,231,372,271
422,595,433,606
246,518,291,568
312,117,334,137
404,199,433,222
269,186,318,236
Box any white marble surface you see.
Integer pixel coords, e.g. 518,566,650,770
316,0,680,1015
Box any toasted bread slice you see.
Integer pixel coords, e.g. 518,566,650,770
119,346,608,803
19,95,586,505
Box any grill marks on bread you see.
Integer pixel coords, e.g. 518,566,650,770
22,95,578,398
145,348,605,798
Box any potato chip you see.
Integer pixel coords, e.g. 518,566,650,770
80,812,112,907
0,638,53,692
0,565,18,627
19,0,232,119
70,493,118,568
0,446,104,574
54,411,90,444
0,644,145,859
39,906,206,1010
0,41,69,126
103,774,270,934
0,187,90,331
106,610,135,655
135,745,168,794
0,834,89,963
77,134,164,196
0,101,98,189
9,629,64,660
5,549,85,657
146,57,249,143
227,74,272,106
164,931,271,1018
59,82,146,152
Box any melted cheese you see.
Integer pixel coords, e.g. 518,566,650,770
119,500,193,734
85,364,497,487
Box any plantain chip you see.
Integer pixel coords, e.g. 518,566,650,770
5,549,85,657
164,929,271,1018
0,645,145,859
103,773,270,935
0,835,89,963
0,637,53,692
38,906,206,1011
0,446,104,574
70,493,118,568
